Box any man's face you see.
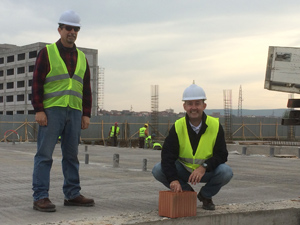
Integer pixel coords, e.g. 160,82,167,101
183,100,207,120
58,25,80,47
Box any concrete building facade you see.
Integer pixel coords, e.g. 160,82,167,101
0,42,99,116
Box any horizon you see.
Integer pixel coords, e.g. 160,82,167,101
2,1,300,112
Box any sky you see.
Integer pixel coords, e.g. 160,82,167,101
2,0,300,113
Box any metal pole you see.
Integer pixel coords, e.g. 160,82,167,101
85,153,89,164
270,147,275,157
85,145,89,164
142,159,147,171
242,146,247,155
113,154,119,168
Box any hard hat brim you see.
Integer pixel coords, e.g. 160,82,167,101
182,97,207,101
58,21,81,27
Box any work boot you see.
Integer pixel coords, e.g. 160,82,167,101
64,195,95,206
197,192,215,210
33,198,56,212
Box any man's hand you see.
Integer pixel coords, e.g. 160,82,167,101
170,180,182,193
188,166,206,185
35,112,47,126
81,116,90,130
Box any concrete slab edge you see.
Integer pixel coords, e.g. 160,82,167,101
41,200,300,225
128,207,300,225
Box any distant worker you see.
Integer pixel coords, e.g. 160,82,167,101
146,133,162,150
152,142,162,150
138,124,148,148
145,133,162,150
108,122,120,146
145,134,152,149
152,83,233,210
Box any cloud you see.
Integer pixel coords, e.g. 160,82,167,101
2,0,300,112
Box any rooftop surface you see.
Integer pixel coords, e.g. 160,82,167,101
1,142,300,225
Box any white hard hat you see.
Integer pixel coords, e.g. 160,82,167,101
58,10,81,27
182,83,207,101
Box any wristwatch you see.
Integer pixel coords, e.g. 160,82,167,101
201,162,208,169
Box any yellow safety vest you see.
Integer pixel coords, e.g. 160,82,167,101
43,43,86,111
110,126,120,137
175,116,219,172
139,127,147,137
145,135,152,143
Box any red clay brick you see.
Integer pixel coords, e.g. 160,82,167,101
158,190,197,218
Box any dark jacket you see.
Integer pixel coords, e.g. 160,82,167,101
161,112,228,183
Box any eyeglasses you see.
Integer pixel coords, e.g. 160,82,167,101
62,26,80,32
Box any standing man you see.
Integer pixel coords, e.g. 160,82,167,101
138,123,148,148
108,122,120,146
152,83,233,210
31,10,95,212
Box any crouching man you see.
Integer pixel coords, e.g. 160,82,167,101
152,83,233,210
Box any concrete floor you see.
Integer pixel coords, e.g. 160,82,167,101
0,142,300,225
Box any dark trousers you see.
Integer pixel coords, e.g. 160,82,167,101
139,137,145,148
109,136,118,146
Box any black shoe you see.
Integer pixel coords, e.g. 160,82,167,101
197,192,215,210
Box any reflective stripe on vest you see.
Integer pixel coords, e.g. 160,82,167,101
43,43,86,111
110,126,120,137
175,116,219,172
139,127,146,137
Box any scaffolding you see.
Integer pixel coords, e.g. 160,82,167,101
223,89,233,141
237,85,243,117
151,85,159,137
97,67,105,113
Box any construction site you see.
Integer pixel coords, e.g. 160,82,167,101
0,85,299,146
1,42,300,224
1,42,299,145
1,141,300,225
1,82,300,224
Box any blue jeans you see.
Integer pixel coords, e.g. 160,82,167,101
152,161,233,199
32,107,82,201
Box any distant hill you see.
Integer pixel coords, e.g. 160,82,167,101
205,109,288,117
